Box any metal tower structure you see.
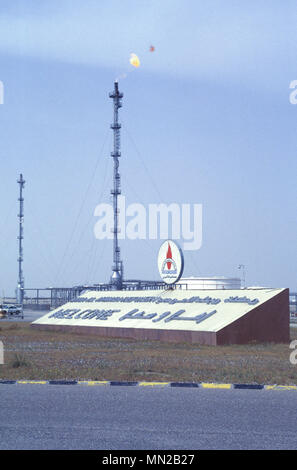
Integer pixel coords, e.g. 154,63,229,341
17,173,25,305
109,81,123,289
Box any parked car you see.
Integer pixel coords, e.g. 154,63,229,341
2,304,21,315
8,305,21,315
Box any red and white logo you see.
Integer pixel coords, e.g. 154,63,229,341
158,240,184,285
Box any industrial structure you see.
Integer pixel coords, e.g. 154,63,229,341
109,81,124,290
18,278,241,310
16,173,25,305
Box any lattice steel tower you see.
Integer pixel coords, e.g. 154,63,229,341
17,173,25,304
109,81,123,289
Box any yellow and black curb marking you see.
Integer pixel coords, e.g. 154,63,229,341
0,380,297,390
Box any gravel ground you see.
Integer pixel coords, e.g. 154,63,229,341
0,320,296,384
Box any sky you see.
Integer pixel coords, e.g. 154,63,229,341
0,0,296,295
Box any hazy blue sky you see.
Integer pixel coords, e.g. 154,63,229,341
0,0,296,295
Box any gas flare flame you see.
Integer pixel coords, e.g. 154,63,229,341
129,53,140,68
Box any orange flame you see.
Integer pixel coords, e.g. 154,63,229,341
129,53,140,68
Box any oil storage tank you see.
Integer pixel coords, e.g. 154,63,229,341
177,277,241,290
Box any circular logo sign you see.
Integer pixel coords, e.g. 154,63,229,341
158,240,184,285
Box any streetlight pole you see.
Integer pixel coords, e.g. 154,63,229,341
238,264,246,288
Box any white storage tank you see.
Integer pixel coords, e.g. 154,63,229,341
176,276,241,290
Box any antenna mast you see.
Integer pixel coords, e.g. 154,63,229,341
109,81,123,289
17,173,25,305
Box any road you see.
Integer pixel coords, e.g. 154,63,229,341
0,384,296,450
0,309,48,323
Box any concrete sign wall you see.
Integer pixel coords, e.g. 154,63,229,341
31,288,289,345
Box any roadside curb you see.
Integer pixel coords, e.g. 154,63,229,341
1,380,297,390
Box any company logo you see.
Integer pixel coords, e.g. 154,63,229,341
161,243,177,274
158,240,184,285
